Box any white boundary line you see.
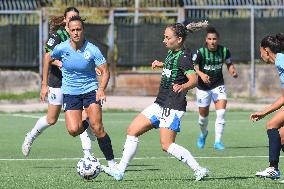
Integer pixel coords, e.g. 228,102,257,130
5,113,248,123
0,156,283,161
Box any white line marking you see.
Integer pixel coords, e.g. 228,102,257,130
0,156,283,161
6,113,248,123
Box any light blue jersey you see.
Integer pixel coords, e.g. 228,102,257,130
275,53,284,88
51,40,106,95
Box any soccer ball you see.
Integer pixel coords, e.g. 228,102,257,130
77,156,101,180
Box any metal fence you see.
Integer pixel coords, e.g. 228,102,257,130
0,10,43,69
1,5,284,96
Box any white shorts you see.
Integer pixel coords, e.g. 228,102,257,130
48,87,63,106
141,103,185,132
196,85,227,107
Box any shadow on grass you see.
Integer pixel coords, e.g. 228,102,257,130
117,176,255,182
206,176,255,181
222,146,268,149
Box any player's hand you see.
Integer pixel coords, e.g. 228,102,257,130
40,84,49,102
152,60,163,69
172,83,184,93
95,68,101,76
96,87,106,105
250,112,266,122
52,60,62,69
200,73,210,84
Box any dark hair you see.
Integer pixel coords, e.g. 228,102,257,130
49,7,79,34
261,33,284,54
64,7,79,18
68,15,85,28
166,23,189,42
206,26,219,38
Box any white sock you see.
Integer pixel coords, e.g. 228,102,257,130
215,109,226,143
107,159,116,168
167,143,200,171
80,131,92,157
118,135,139,173
198,115,208,136
29,116,49,140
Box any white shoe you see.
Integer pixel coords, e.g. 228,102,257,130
101,164,124,181
255,167,281,180
22,133,33,157
194,167,209,181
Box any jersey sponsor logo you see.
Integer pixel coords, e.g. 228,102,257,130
64,52,70,57
84,51,91,60
192,54,197,61
203,64,223,71
47,38,55,46
50,93,56,100
162,68,172,78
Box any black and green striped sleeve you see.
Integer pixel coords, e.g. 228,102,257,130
44,33,61,53
180,52,196,75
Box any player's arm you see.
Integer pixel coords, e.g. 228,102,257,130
250,88,284,121
46,34,62,69
96,63,110,102
152,60,164,69
193,51,210,84
224,48,238,78
173,53,197,93
40,52,53,102
227,63,238,78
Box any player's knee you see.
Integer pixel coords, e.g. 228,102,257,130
91,123,105,137
216,109,226,124
46,116,58,125
279,128,284,144
126,126,138,136
160,142,171,152
266,120,278,129
198,115,208,126
67,127,80,137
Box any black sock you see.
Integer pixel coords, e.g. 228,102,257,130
97,133,114,160
282,144,284,153
82,120,89,130
267,128,281,169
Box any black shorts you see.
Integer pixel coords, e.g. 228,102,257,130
63,90,100,112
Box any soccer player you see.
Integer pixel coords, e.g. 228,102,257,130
250,33,284,181
102,23,209,181
44,15,116,168
193,26,238,150
22,7,96,158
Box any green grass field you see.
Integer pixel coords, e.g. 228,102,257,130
0,111,283,189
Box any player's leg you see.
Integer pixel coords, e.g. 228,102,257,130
256,109,284,179
85,99,116,168
196,88,211,149
22,87,62,156
79,109,93,158
102,103,157,180
212,85,227,150
279,126,284,152
159,108,209,181
63,93,85,136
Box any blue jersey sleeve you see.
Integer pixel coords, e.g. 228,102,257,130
91,45,106,66
275,53,284,88
50,44,62,60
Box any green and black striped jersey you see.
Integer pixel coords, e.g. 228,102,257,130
45,27,70,88
193,45,231,90
155,48,196,111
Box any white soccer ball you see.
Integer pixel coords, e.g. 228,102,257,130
77,156,101,180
